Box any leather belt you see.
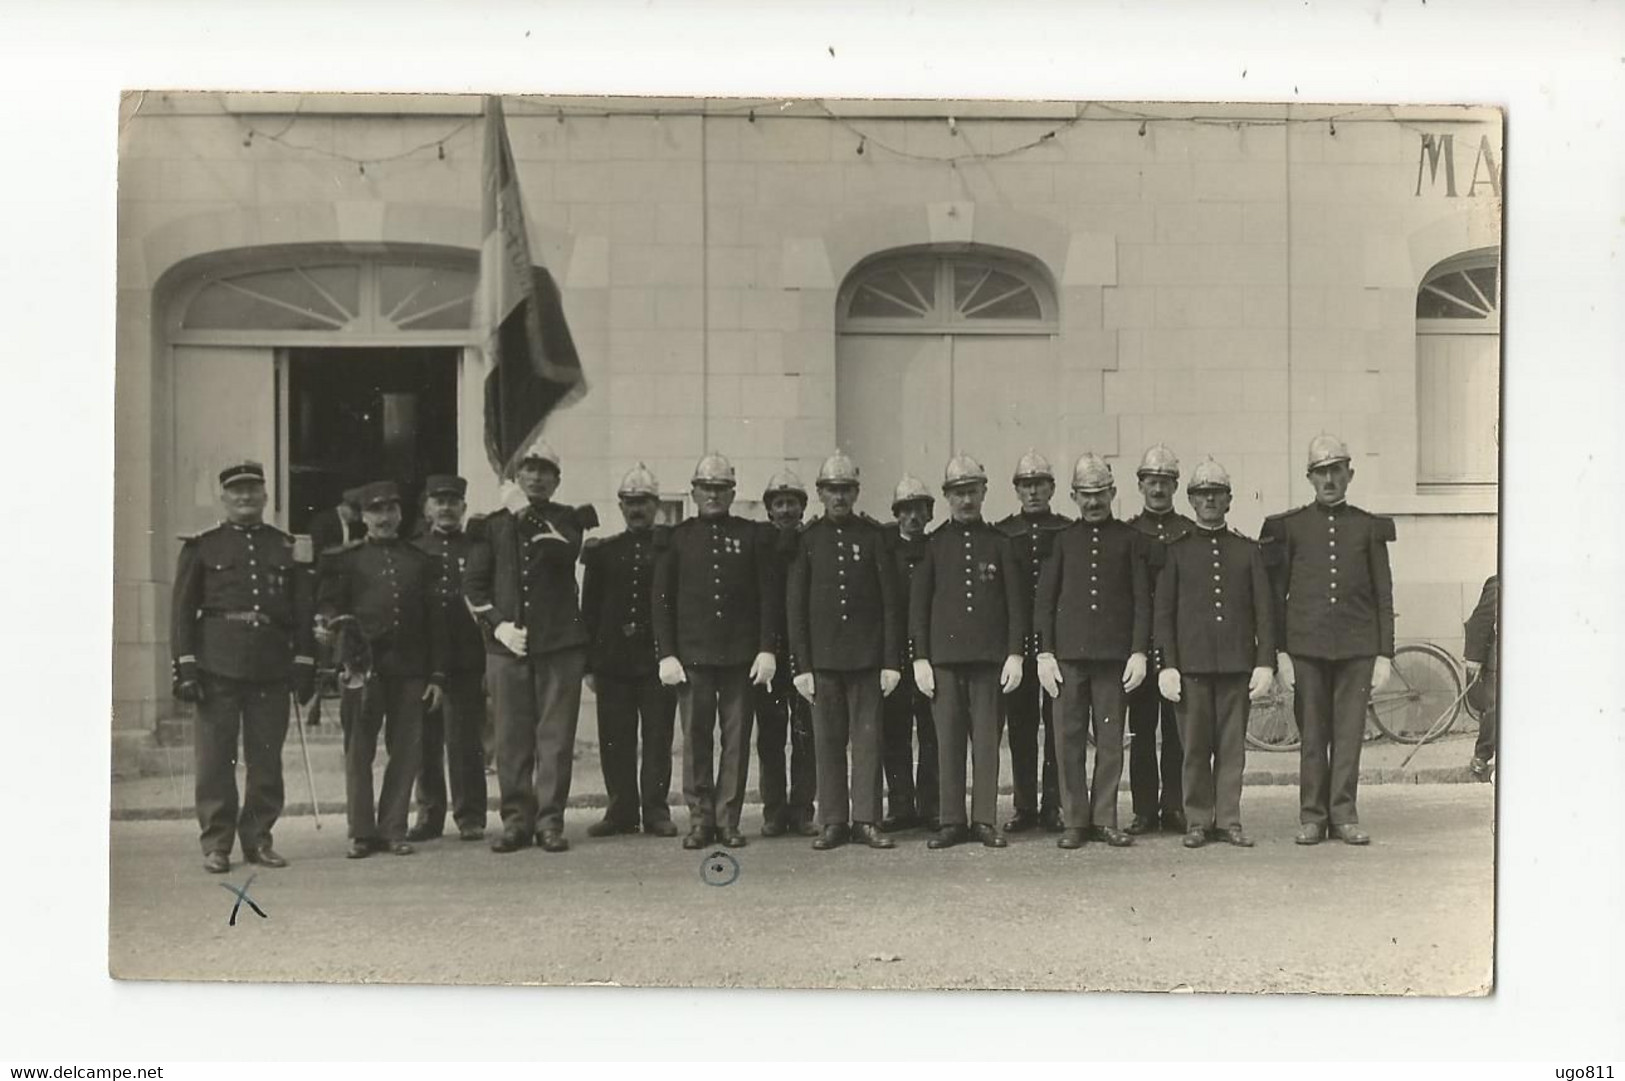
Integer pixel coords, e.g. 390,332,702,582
204,610,277,627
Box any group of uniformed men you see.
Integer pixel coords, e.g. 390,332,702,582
172,431,1396,874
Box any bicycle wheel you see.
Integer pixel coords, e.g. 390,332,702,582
1245,685,1300,752
1367,642,1464,744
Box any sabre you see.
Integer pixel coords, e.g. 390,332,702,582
289,691,322,828
1397,683,1476,771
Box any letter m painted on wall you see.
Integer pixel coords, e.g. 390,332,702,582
1416,133,1457,196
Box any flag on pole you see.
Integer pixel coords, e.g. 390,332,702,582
478,94,586,479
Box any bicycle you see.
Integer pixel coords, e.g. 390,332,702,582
1243,641,1475,751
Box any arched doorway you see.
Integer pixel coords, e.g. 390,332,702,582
163,246,481,536
835,245,1060,520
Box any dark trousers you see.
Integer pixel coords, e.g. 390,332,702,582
680,664,753,830
882,676,938,820
1004,657,1059,815
1174,672,1249,831
1293,654,1376,827
595,673,677,826
1473,673,1498,763
1054,659,1128,830
194,674,289,856
490,648,586,835
412,670,488,834
934,662,1002,827
811,669,884,825
754,666,816,827
343,674,425,843
1127,671,1184,820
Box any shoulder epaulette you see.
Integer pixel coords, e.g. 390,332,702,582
1265,504,1312,522
1228,526,1258,543
177,522,224,544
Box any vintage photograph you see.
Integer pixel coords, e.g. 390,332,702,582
110,92,1501,993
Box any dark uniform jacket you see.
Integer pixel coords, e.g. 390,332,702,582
316,537,447,679
1259,501,1396,660
1128,508,1196,663
1463,574,1498,673
171,522,316,681
995,509,1072,660
410,526,486,674
786,514,901,673
580,527,666,679
1034,516,1153,662
464,503,591,657
1153,525,1274,674
908,517,1028,666
760,522,801,662
885,527,931,669
651,513,780,667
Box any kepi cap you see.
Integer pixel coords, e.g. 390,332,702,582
356,480,402,509
424,474,467,498
218,460,265,489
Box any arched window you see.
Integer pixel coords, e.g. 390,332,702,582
1415,248,1499,487
179,254,478,338
838,248,1056,334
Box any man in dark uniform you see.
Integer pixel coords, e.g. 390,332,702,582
580,462,679,837
406,475,489,844
171,460,317,874
786,452,903,851
995,449,1070,834
1260,434,1396,846
755,469,818,838
652,451,780,850
464,437,596,854
1124,443,1197,836
910,453,1028,851
306,486,366,728
880,475,938,832
1035,453,1151,850
1153,457,1275,849
1464,574,1499,781
316,481,446,858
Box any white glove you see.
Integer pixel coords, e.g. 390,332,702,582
1000,654,1024,694
880,669,901,697
913,659,935,700
1372,655,1393,693
1158,668,1182,703
495,621,528,656
793,672,816,702
658,655,687,686
749,651,777,687
1248,666,1274,699
1122,652,1148,693
583,674,596,694
1036,653,1063,699
1276,652,1296,695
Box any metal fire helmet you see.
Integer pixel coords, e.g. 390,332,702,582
518,436,561,469
762,468,808,504
891,473,934,510
1012,448,1055,483
942,453,988,491
1136,443,1181,480
1187,456,1233,492
816,450,860,487
1070,452,1115,493
1306,433,1352,471
617,461,660,499
691,451,737,486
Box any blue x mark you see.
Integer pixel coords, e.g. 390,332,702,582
219,873,268,926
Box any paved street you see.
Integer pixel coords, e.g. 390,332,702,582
109,785,1493,995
